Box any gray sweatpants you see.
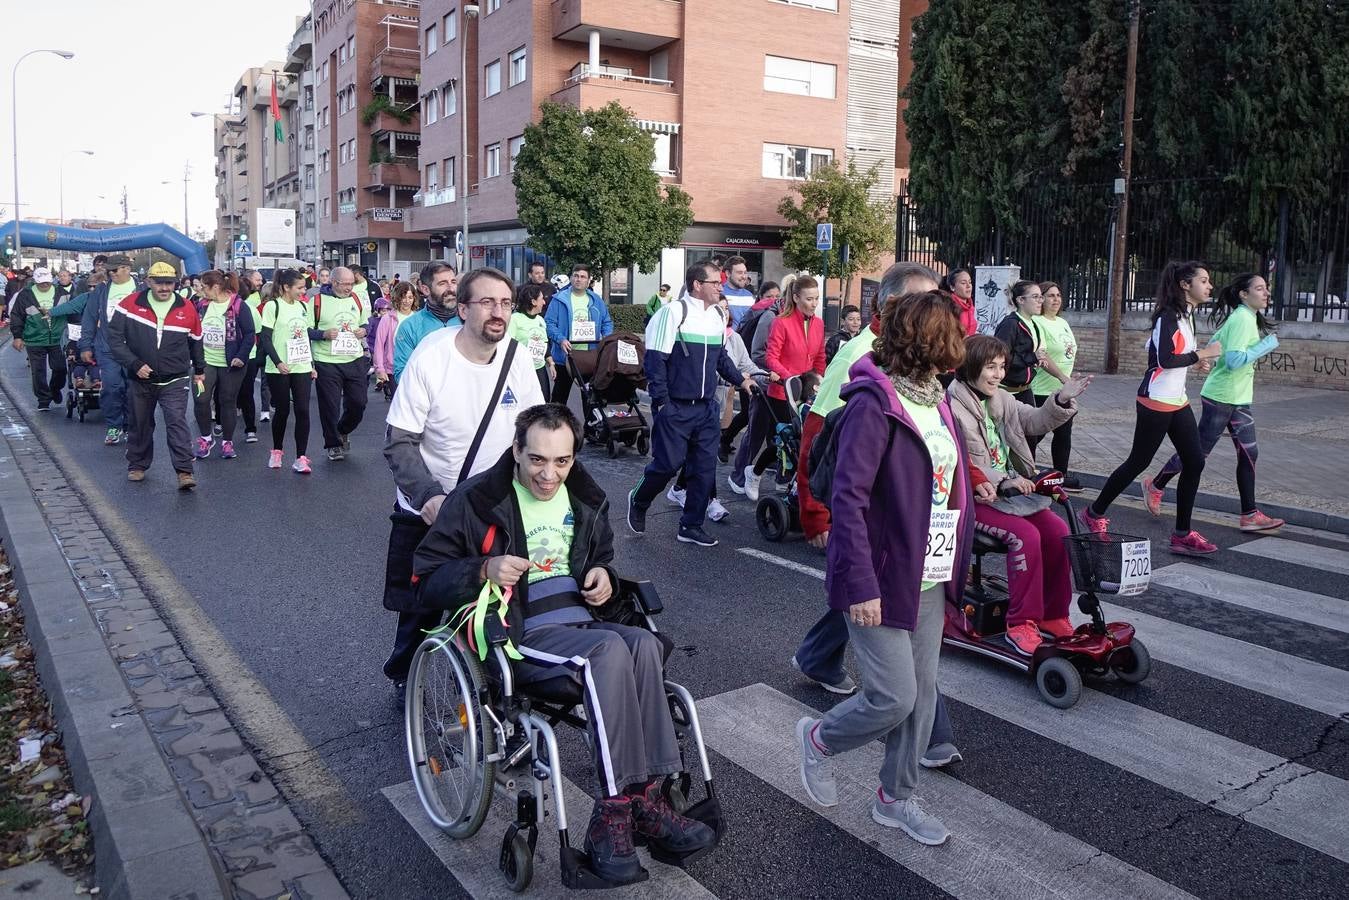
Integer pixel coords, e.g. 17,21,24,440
817,585,944,801
516,621,682,798
127,378,195,475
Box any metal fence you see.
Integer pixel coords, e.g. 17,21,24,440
896,172,1349,323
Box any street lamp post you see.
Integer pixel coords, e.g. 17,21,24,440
460,4,479,271
11,49,75,267
59,149,94,268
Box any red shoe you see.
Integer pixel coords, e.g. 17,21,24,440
1039,617,1076,639
1077,507,1110,536
1141,477,1163,517
1239,510,1284,532
1003,622,1043,657
1170,530,1218,556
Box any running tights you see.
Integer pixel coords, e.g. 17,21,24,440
267,373,312,457
1091,402,1203,533
1154,398,1259,515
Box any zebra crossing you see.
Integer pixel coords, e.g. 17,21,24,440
385,530,1349,898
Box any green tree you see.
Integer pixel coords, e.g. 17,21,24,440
777,159,895,300
512,101,693,278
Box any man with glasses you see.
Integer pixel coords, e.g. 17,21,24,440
80,254,139,445
380,266,544,704
309,266,369,461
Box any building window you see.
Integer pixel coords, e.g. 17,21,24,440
338,43,346,65
762,142,833,179
508,135,524,170
508,47,527,87
346,36,355,61
425,162,438,191
771,0,838,10
485,0,500,13
444,157,455,187
339,142,348,164
444,10,456,42
442,84,455,117
348,139,357,161
320,59,328,82
763,55,837,98
425,90,438,124
320,151,329,173
484,60,501,97
321,106,329,128
322,197,330,217
485,142,501,178
425,23,437,56
651,132,676,174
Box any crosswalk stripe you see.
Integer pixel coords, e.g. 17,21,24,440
737,547,826,580
1232,537,1349,576
1150,563,1349,635
938,654,1349,865
699,683,1197,900
1069,603,1349,718
383,779,716,898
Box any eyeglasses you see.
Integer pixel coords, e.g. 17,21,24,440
461,298,513,312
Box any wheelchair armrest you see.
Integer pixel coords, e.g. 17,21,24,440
618,578,663,616
485,613,511,647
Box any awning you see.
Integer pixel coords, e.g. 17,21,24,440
387,76,417,88
635,119,680,134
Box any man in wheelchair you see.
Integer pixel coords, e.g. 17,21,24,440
412,403,717,885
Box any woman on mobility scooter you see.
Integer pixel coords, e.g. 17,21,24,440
947,334,1093,656
413,403,717,887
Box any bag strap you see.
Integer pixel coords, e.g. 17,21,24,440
480,523,497,555
457,340,518,486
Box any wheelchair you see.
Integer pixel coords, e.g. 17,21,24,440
403,577,725,892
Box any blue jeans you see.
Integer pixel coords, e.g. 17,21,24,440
99,355,130,430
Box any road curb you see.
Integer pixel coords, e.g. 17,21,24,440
0,414,228,898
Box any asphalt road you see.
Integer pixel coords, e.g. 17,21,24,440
4,346,1348,899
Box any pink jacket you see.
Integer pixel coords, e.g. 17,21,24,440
373,310,408,377
765,307,826,400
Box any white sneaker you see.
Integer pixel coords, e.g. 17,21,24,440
260,410,271,422
666,485,687,507
871,791,950,846
727,474,746,495
743,466,763,502
707,498,729,522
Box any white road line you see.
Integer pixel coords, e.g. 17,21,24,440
384,779,716,899
1232,537,1349,576
1150,563,1349,635
737,547,826,580
700,683,1197,900
938,654,1349,865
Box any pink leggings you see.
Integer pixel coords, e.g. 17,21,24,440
973,506,1073,626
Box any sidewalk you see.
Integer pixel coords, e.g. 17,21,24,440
1067,374,1349,532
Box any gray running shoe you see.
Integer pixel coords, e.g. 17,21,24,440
791,655,857,695
871,791,950,845
920,743,963,769
795,717,837,807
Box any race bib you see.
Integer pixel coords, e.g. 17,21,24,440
1117,540,1151,596
616,340,639,366
287,335,312,366
66,324,82,342
571,319,597,343
202,323,226,350
923,509,961,583
332,330,362,356
527,336,547,365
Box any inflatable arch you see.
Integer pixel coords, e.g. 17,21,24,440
1,220,210,275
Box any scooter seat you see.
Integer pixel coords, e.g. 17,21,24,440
973,531,1008,555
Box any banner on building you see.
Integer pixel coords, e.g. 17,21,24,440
369,207,404,222
256,207,297,256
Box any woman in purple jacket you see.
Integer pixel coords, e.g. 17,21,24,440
795,290,973,847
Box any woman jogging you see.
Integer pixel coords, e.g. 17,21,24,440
258,269,315,474
192,271,255,460
1028,281,1083,491
1143,273,1284,532
1081,261,1223,555
509,282,553,396
373,281,418,388
995,280,1066,404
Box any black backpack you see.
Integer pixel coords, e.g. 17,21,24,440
736,305,769,348
807,402,894,511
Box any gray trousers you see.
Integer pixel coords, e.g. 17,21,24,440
127,378,194,474
818,586,944,801
516,621,681,799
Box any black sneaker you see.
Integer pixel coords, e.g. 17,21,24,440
677,525,718,547
52,390,62,405
37,401,50,411
630,780,715,860
1061,475,1084,493
627,488,647,536
394,680,406,709
326,446,346,462
340,432,351,452
584,797,644,885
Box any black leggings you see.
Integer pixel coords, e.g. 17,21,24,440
1091,402,1204,533
194,365,246,440
753,396,795,475
1029,393,1074,473
267,372,312,456
722,388,752,448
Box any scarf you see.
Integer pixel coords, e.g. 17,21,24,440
888,371,944,407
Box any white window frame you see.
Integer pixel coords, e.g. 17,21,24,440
425,162,438,191
425,89,438,124
346,36,355,61
508,135,524,170
442,83,455,117
764,55,836,98
322,197,330,217
320,59,328,82
651,132,674,174
508,46,527,87
485,0,500,13
485,142,501,178
338,43,347,65
445,156,456,188
484,60,501,97
770,0,838,10
761,142,833,179
444,10,457,43
425,23,437,56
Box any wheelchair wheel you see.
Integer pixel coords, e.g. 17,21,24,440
405,635,496,838
502,830,534,893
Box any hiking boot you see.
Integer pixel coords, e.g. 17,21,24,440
220,440,237,459
666,485,687,507
871,790,950,846
1039,617,1076,639
677,525,718,547
795,717,837,807
1240,510,1285,532
629,780,715,858
268,449,283,469
1077,506,1110,536
743,466,763,502
104,427,122,446
1004,621,1043,657
790,655,856,695
583,797,644,885
1141,476,1163,516
627,488,647,535
1170,530,1218,556
920,743,963,769
292,455,312,474
194,435,214,459
177,472,197,491
706,498,730,522
127,469,146,483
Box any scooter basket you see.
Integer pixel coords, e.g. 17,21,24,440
1063,532,1148,595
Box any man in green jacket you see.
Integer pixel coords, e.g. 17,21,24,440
9,267,69,410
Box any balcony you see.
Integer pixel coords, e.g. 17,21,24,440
370,46,420,86
368,159,419,189
416,186,457,207
552,0,681,50
284,21,313,73
366,107,421,136
551,66,679,122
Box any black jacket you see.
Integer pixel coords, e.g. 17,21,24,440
105,289,205,381
412,449,619,639
995,313,1042,391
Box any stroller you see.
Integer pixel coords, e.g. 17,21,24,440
64,343,101,423
755,374,818,542
567,332,651,458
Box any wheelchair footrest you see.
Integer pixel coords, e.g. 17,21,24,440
559,845,649,890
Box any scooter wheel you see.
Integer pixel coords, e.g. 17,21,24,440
1113,638,1151,684
1036,657,1082,709
756,495,790,542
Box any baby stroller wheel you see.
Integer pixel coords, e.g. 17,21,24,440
636,432,650,456
606,438,620,459
1112,638,1151,684
1035,657,1082,709
756,496,790,542
66,396,74,419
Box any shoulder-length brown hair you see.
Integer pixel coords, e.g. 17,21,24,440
956,334,1010,384
872,290,965,378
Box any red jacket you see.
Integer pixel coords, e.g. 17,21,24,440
765,308,826,400
952,293,978,336
106,289,205,381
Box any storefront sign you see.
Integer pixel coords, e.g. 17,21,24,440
369,207,404,222
338,202,357,215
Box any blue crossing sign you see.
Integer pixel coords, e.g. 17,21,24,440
233,240,253,257
816,223,833,252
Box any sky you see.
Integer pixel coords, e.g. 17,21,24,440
4,0,311,240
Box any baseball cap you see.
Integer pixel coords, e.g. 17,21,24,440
106,254,133,269
147,261,178,281
33,267,53,284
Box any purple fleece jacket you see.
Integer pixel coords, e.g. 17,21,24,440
825,354,975,630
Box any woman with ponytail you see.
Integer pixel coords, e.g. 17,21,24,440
1143,273,1283,532
192,270,256,460
1080,261,1223,555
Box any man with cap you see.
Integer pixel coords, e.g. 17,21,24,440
80,254,139,444
105,261,205,490
9,267,70,410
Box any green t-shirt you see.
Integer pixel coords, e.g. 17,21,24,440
810,329,876,419
1030,315,1076,396
200,301,229,368
1201,305,1261,406
262,298,315,375
513,481,573,583
897,392,959,591
146,296,175,323
243,292,263,360
509,312,549,370
312,293,365,364
106,278,137,318
31,285,56,312
982,401,1012,475
569,291,594,350
353,281,371,308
